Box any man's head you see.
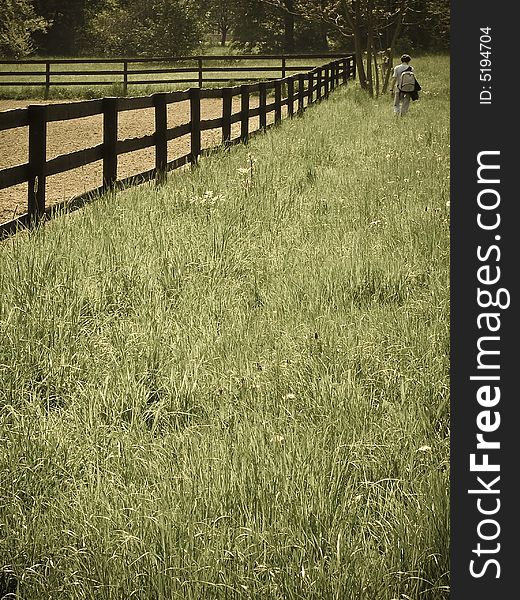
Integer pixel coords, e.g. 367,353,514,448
401,54,411,63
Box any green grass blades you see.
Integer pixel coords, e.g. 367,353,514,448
0,55,450,599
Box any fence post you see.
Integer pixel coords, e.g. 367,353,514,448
287,76,294,117
123,60,128,95
281,56,286,79
27,104,47,225
154,92,168,185
274,80,282,124
324,65,330,98
103,97,118,189
297,74,304,113
44,62,50,100
240,84,250,143
190,87,201,165
198,58,203,88
342,58,348,83
351,56,356,79
222,87,232,146
259,82,267,130
308,71,314,104
316,68,322,100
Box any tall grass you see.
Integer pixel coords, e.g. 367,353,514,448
0,56,449,599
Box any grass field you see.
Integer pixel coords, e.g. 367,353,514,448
0,55,450,599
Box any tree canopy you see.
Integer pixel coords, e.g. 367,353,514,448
0,0,449,58
0,0,47,57
86,0,203,57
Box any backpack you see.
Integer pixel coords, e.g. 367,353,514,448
398,68,416,93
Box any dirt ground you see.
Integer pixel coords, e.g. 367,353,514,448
0,96,268,224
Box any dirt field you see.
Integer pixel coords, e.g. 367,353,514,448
0,96,268,224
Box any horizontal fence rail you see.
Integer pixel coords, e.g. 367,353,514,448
0,53,355,97
0,56,355,238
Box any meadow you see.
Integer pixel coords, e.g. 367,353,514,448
0,55,450,599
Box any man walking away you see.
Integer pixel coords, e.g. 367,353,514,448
391,54,415,116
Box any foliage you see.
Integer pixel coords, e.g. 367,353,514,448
202,0,242,46
86,0,203,57
0,0,47,57
31,0,91,55
0,0,449,59
254,1,449,93
404,0,450,51
274,0,450,50
231,0,330,52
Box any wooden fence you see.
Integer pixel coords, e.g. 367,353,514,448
0,56,355,238
0,53,354,97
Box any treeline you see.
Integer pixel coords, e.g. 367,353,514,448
1,0,449,58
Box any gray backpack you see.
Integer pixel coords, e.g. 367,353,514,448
398,68,416,93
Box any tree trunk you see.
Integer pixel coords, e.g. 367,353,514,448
373,51,380,97
382,1,407,93
220,26,228,47
365,42,373,97
352,1,367,89
318,0,329,50
365,0,374,97
284,0,295,53
382,48,393,93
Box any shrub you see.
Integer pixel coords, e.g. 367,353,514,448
0,0,47,58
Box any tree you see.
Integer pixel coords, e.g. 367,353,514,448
262,1,411,94
232,0,330,53
403,0,449,51
231,0,279,52
204,0,241,46
262,0,448,95
283,0,295,52
86,0,203,57
0,0,47,57
32,0,95,55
